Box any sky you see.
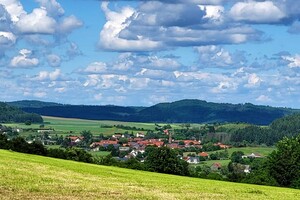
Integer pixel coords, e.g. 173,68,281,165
1,0,300,108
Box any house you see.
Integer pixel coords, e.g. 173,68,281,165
184,156,200,164
128,142,140,149
133,137,143,142
37,129,54,133
242,153,263,159
214,142,231,149
244,165,251,173
183,152,197,157
166,143,180,149
199,152,209,157
68,136,84,143
90,140,119,148
211,162,222,171
137,139,164,147
119,146,130,152
129,149,145,157
112,133,123,139
136,132,145,138
183,140,201,146
90,146,100,152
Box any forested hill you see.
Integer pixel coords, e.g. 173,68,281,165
7,100,64,108
0,102,43,123
9,99,299,125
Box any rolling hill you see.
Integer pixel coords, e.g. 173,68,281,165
8,99,299,125
1,149,300,200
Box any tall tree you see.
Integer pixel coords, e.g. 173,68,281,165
144,146,189,176
268,135,300,188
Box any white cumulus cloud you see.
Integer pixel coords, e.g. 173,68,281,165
10,49,39,68
15,7,56,34
230,1,285,23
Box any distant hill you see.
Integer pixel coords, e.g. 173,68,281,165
9,99,299,125
7,100,64,108
0,102,43,123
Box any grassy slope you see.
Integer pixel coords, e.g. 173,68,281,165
1,150,300,200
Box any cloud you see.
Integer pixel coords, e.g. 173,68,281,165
0,31,16,47
33,69,62,81
83,62,107,74
288,21,300,34
99,2,161,51
57,15,83,34
99,1,263,51
245,73,261,88
195,45,246,68
0,0,83,58
135,68,176,80
229,1,285,23
36,0,65,17
0,0,25,22
10,49,39,68
15,7,56,34
256,95,271,102
47,54,61,67
282,54,300,68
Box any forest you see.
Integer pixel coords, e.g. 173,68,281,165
0,102,43,123
8,99,298,125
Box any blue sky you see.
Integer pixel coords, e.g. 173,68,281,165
1,0,300,108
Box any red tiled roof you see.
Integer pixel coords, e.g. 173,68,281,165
184,140,201,145
68,136,84,141
199,152,209,157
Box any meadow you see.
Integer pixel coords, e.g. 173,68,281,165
213,147,276,157
4,116,161,136
0,149,299,200
193,147,275,167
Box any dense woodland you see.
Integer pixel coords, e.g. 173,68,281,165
0,102,43,123
230,113,300,146
8,99,298,125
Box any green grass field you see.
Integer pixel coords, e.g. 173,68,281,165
196,147,276,167
3,116,184,136
3,116,160,136
217,147,276,157
197,159,231,167
89,151,111,157
1,150,299,200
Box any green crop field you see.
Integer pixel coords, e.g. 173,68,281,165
1,150,299,200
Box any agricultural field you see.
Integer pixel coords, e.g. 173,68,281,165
3,116,164,136
196,159,231,167
196,147,276,167
1,149,299,200
214,147,276,157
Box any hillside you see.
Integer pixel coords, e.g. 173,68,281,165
0,102,43,123
7,100,63,108
9,99,299,125
1,150,300,200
